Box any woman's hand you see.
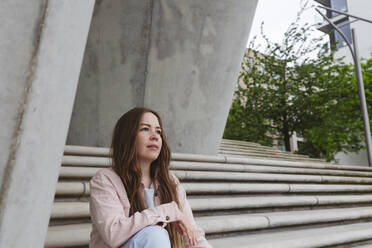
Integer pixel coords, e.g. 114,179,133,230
175,211,197,246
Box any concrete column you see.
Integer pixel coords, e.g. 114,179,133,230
68,0,258,154
0,1,94,247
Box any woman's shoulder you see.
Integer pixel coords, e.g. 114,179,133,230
169,171,180,185
90,167,130,202
91,167,123,187
93,167,117,179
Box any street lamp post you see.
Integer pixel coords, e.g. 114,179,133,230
315,6,372,167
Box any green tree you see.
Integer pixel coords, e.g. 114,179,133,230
224,5,370,161
304,56,372,161
297,62,364,161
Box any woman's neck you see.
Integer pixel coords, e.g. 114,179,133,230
139,161,152,188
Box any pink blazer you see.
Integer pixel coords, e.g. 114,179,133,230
89,167,212,248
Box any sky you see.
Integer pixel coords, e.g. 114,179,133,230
247,0,328,52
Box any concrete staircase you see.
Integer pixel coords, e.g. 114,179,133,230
219,139,326,162
46,145,372,247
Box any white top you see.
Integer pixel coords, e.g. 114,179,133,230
144,183,155,209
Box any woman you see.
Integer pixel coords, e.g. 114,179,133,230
89,107,212,248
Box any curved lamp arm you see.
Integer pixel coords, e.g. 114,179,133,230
315,8,356,62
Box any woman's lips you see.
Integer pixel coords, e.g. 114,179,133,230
147,145,159,150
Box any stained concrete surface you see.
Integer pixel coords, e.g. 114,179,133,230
67,0,258,155
0,1,95,247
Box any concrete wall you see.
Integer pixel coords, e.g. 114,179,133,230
334,0,372,63
67,0,258,155
335,149,368,166
0,1,94,247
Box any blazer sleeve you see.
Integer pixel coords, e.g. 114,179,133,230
90,171,182,248
173,174,212,248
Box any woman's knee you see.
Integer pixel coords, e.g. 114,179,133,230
122,225,170,248
141,225,170,247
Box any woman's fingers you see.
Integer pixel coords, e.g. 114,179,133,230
191,231,197,245
188,229,196,245
175,221,184,235
184,222,197,246
178,211,197,245
176,221,195,245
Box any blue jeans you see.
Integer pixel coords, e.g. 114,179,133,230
121,225,171,248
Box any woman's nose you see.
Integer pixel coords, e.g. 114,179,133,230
150,130,158,140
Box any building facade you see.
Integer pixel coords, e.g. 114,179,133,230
317,0,372,166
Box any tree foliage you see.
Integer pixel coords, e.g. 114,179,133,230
223,4,372,161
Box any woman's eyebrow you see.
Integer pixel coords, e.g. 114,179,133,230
139,123,161,129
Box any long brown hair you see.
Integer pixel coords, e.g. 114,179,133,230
111,107,184,247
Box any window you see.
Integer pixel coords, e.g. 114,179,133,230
245,57,254,72
247,57,254,68
277,140,286,151
330,19,352,48
330,0,348,17
258,62,266,73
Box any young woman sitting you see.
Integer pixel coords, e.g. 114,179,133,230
89,107,212,248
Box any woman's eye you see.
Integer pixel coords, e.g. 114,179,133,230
156,130,162,135
140,127,149,132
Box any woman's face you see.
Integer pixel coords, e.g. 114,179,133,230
135,112,163,164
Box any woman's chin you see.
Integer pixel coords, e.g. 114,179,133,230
140,154,160,163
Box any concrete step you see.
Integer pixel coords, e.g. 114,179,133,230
61,154,372,173
218,144,305,155
59,162,372,179
54,181,372,198
208,221,372,248
181,182,372,194
218,150,322,162
218,143,302,156
64,145,109,157
46,224,89,248
198,206,372,234
173,170,372,184
49,146,372,248
219,142,279,149
218,149,323,161
51,202,89,219
64,141,323,161
219,145,311,158
220,139,264,147
218,152,315,163
352,244,372,248
64,144,321,163
50,195,372,220
46,207,372,247
220,139,302,154
220,139,326,162
59,167,372,184
171,161,372,177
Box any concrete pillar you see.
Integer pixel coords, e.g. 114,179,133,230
68,0,258,154
0,1,94,247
